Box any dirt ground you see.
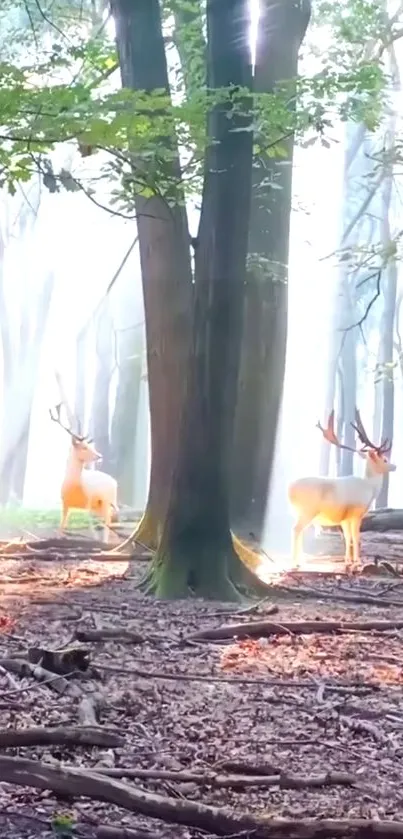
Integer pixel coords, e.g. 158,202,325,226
0,532,403,838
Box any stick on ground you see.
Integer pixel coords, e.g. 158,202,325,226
189,618,403,642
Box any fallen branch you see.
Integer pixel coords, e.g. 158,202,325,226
278,583,403,609
90,765,357,790
0,726,123,749
189,618,403,642
0,756,400,838
0,658,79,696
96,663,376,693
75,628,144,644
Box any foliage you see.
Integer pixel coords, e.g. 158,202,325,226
0,0,399,203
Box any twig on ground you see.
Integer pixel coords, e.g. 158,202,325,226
95,662,377,693
276,583,403,609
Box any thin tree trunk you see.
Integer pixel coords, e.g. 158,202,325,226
111,0,193,550
148,0,254,600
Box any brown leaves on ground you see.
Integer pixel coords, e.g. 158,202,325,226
0,544,402,836
221,632,403,686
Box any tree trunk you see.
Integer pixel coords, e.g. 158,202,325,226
231,0,311,538
75,328,88,430
338,327,357,476
375,183,397,508
111,0,192,550
147,0,254,600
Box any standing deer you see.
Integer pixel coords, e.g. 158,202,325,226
288,410,396,572
50,404,118,543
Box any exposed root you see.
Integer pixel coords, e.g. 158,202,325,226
131,507,159,552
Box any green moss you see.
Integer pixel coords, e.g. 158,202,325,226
0,507,94,533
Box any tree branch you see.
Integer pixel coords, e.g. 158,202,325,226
0,756,400,838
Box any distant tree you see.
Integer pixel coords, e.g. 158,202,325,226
89,300,114,473
0,193,55,503
110,325,144,505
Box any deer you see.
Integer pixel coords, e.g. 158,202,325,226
50,403,118,543
288,410,396,573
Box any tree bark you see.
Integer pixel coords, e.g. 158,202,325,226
111,0,192,550
146,0,254,600
231,0,311,538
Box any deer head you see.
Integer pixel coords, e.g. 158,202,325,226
317,409,395,475
49,404,102,465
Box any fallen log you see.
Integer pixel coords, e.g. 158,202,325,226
75,628,144,644
0,726,123,749
189,618,403,642
91,766,356,790
0,755,400,839
361,509,403,533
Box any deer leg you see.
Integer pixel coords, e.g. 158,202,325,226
60,505,69,533
350,517,362,572
102,506,112,544
341,520,352,571
291,514,313,568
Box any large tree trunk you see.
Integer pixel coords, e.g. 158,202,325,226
111,0,192,550
231,0,311,538
146,0,254,601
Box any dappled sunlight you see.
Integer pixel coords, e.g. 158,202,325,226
253,551,348,584
220,633,403,687
0,535,130,601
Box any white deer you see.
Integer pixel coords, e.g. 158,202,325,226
288,410,395,573
50,403,118,543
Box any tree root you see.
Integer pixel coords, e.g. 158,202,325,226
189,617,403,642
0,755,400,838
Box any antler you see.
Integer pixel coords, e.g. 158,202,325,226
49,403,86,442
316,410,358,452
351,409,391,455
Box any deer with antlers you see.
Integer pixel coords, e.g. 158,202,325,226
50,403,118,543
288,410,396,573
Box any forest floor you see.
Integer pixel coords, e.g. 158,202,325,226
0,531,402,838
